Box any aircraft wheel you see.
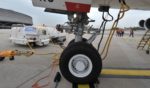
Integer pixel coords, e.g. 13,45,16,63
59,42,102,83
0,57,5,61
68,38,87,46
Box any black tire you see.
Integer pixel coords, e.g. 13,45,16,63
146,50,149,54
0,57,5,61
68,38,87,46
59,42,102,83
10,56,15,61
29,42,36,47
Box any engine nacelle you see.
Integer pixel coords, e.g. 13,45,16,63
145,18,150,30
139,18,150,30
139,20,145,27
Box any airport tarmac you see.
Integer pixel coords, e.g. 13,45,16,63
0,29,150,88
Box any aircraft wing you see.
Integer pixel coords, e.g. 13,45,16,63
92,0,150,10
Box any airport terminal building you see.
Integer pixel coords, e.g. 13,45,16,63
0,8,33,29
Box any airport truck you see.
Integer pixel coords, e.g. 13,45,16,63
47,27,66,45
9,24,50,46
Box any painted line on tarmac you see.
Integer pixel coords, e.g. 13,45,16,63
101,69,150,79
77,83,95,88
101,69,150,76
103,67,150,70
101,75,150,79
78,84,90,88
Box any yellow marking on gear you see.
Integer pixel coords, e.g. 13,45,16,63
78,84,90,88
101,69,150,76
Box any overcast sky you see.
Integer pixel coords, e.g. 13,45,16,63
0,0,150,28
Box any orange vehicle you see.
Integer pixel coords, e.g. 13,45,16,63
0,50,16,61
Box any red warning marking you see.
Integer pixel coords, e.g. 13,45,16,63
65,2,91,12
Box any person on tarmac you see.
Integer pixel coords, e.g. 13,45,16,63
129,29,134,37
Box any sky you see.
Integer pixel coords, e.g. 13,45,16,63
0,0,150,28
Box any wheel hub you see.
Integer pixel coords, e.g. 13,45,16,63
69,54,93,78
75,61,86,72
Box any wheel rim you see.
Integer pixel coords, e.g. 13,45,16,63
68,54,93,78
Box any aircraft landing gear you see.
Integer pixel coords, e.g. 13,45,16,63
58,13,102,84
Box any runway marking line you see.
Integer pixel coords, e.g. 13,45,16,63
101,69,150,76
78,84,90,88
76,69,150,88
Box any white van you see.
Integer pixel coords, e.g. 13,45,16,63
47,27,66,45
9,24,50,46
